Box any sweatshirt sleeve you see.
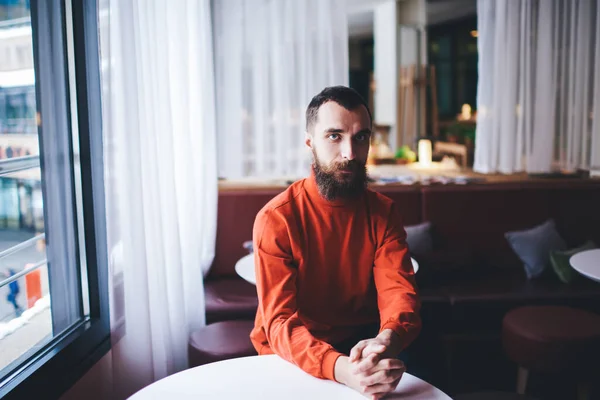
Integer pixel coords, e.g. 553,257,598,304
253,208,344,381
373,203,422,349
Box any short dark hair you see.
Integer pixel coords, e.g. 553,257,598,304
305,86,372,132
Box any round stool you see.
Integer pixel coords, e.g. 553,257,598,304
188,320,257,367
502,306,600,396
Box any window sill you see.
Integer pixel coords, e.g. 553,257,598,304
0,317,110,400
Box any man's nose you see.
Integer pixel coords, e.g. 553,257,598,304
340,139,356,160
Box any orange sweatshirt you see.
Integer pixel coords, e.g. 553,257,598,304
250,173,421,381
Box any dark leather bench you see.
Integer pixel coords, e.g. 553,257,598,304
205,180,600,389
207,181,600,324
415,181,600,393
205,189,280,323
419,183,600,331
205,278,258,324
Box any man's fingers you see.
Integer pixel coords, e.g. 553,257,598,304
349,340,368,362
361,370,404,400
363,375,403,397
363,382,396,395
370,358,405,373
354,352,379,373
360,368,404,387
361,343,387,358
350,338,388,362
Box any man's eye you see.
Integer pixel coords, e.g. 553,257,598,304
328,133,340,141
356,134,369,142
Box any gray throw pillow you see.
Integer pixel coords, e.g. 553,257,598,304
505,219,567,279
405,222,433,256
242,240,253,253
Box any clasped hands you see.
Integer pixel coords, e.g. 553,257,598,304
334,329,405,400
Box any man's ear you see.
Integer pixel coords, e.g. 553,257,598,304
305,132,313,149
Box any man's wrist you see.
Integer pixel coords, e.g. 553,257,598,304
333,355,351,384
378,328,402,356
323,350,344,381
378,328,395,339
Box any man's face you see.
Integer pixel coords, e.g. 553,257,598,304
305,101,371,200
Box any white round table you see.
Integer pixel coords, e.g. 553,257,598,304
129,355,450,400
235,254,256,284
570,249,600,282
236,254,420,285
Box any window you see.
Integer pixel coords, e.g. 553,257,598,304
428,16,478,121
0,0,110,398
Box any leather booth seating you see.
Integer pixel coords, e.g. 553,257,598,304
207,181,600,327
417,182,600,337
205,190,278,324
205,278,257,324
188,320,257,367
203,180,600,387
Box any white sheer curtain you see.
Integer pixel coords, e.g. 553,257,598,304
213,0,349,179
98,0,217,398
475,0,600,174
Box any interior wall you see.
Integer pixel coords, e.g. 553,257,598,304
59,350,114,400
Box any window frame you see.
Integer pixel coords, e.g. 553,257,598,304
0,0,111,398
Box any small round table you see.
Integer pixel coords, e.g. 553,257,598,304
129,355,450,399
570,249,600,283
235,255,420,285
235,254,256,284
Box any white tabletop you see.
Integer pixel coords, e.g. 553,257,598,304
236,254,420,285
235,254,256,284
129,355,450,400
570,249,600,282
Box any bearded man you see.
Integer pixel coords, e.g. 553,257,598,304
250,86,421,400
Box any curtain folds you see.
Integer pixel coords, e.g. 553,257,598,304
475,0,600,174
98,0,217,397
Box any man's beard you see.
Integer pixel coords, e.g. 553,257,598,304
312,152,368,201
